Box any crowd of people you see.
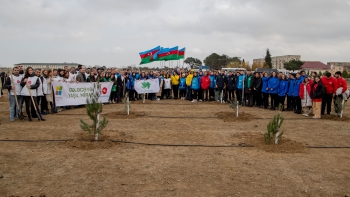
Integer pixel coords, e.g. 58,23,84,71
1,64,349,123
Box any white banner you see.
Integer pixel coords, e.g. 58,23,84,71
52,81,113,106
135,79,160,94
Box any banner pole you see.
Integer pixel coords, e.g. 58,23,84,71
143,90,145,104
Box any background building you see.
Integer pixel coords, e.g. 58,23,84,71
253,55,301,69
14,63,81,70
327,62,350,72
300,61,330,74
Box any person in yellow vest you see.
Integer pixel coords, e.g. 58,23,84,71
186,71,194,100
171,71,180,99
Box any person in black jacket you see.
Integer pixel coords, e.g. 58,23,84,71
226,71,235,102
310,76,325,119
116,71,125,103
216,70,227,102
252,72,262,107
0,69,6,96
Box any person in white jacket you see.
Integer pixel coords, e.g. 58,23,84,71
3,66,23,121
20,67,45,122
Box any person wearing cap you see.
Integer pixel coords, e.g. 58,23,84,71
179,73,187,100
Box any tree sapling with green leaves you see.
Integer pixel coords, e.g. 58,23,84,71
264,104,284,144
229,99,240,117
80,81,108,141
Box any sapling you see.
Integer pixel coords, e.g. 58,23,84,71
220,90,223,103
264,104,284,144
229,99,240,117
123,92,131,115
80,81,108,141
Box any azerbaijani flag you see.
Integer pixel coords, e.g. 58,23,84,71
177,47,185,60
139,46,161,65
156,48,170,61
166,46,179,61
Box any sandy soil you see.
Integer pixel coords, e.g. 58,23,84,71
0,90,350,197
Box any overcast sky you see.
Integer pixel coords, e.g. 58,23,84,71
1,0,350,68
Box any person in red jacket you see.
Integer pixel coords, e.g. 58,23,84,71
334,71,348,94
200,71,211,102
320,72,336,115
334,71,349,114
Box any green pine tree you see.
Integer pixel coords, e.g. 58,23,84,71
80,81,108,141
264,48,272,69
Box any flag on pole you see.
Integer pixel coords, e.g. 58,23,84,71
139,46,161,65
177,47,185,60
156,48,170,61
166,46,179,61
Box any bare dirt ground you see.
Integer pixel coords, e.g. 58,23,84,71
0,91,350,197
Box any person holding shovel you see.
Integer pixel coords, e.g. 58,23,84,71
4,66,23,121
20,67,45,122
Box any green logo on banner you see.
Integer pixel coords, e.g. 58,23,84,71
141,82,151,89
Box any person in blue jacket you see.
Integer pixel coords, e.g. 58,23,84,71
236,72,244,104
261,72,270,109
135,71,140,80
179,73,187,100
191,72,200,103
286,73,295,111
278,74,289,110
293,73,303,114
129,72,136,100
125,73,131,93
267,71,280,110
209,71,216,101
